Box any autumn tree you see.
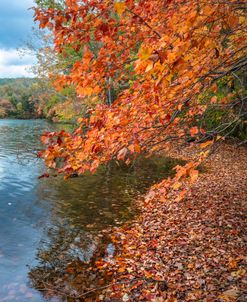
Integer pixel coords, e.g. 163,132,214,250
34,0,247,192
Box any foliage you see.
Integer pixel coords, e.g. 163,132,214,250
35,0,247,192
0,78,40,118
198,75,247,140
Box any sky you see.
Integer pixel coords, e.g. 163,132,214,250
0,0,37,78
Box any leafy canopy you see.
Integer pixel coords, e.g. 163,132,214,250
34,0,247,188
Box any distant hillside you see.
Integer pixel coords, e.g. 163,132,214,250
0,78,40,119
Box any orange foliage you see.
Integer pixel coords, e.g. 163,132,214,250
34,0,247,192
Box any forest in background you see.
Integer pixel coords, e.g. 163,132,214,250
0,78,37,119
0,77,85,122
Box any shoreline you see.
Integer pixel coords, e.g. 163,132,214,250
96,142,247,301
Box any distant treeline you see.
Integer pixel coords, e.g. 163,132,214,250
0,78,34,86
0,77,86,123
0,78,41,119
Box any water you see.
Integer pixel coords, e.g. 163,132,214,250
0,119,181,301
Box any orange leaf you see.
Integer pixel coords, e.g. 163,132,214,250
190,126,199,136
211,96,217,103
176,189,187,202
145,61,154,73
114,2,126,16
189,169,199,183
172,181,182,190
118,266,126,273
134,144,141,153
138,47,152,61
200,140,213,149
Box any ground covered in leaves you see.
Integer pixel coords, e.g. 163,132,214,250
30,143,246,302
97,143,247,302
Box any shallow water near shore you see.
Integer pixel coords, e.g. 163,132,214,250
0,119,180,301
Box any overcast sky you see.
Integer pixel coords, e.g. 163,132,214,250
0,0,37,78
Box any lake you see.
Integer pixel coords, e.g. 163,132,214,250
0,119,179,301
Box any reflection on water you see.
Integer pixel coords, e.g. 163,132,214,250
0,119,181,301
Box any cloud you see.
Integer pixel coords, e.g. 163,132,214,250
0,48,36,78
0,0,36,49
0,1,37,77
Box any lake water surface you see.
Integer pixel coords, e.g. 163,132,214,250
0,119,179,301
